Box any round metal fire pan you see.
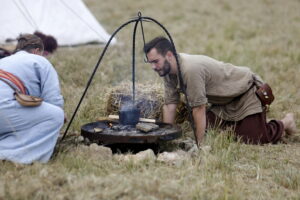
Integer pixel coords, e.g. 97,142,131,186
81,120,182,145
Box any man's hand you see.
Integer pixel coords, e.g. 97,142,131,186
163,104,177,124
192,105,206,146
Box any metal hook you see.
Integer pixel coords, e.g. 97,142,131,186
138,11,142,18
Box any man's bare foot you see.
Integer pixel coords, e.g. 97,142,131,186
281,113,297,136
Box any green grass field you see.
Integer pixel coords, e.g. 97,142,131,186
1,0,300,199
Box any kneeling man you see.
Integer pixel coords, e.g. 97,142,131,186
144,36,296,145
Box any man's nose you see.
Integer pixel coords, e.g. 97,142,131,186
151,64,157,70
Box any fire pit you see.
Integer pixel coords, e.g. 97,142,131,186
60,13,190,150
81,120,182,145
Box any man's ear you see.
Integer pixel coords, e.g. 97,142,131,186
166,51,173,61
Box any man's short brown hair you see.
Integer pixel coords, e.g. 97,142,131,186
144,36,175,56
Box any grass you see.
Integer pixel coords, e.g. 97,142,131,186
1,0,300,199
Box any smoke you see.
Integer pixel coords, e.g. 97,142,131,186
120,100,137,111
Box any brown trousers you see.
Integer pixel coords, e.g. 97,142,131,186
206,111,284,144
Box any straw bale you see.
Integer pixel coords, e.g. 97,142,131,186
106,81,189,123
106,82,164,120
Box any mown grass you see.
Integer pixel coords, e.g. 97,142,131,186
1,0,300,199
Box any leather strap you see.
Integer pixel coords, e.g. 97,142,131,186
0,77,18,92
0,69,26,94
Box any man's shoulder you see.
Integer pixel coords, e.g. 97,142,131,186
179,53,215,60
179,53,210,74
179,53,220,67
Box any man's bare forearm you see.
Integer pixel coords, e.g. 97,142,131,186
192,105,206,145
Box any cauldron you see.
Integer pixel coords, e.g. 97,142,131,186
119,105,140,125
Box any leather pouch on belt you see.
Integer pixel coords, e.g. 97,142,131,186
255,83,274,107
14,92,43,107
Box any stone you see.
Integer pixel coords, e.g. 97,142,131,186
83,137,90,145
157,150,191,166
136,123,159,133
77,136,84,142
116,149,156,163
133,149,156,162
89,143,99,150
87,143,113,159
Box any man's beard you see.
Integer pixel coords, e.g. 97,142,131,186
156,60,171,77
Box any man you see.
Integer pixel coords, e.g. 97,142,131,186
0,34,64,164
144,36,296,145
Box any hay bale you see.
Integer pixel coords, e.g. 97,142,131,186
106,81,189,123
106,82,164,120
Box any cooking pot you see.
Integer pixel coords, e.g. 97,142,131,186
119,105,140,125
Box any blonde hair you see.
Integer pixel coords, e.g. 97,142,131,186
15,34,44,53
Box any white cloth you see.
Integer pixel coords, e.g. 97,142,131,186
0,51,64,164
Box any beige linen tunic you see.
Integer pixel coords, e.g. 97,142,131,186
164,53,263,121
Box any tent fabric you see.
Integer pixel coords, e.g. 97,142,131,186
0,0,116,46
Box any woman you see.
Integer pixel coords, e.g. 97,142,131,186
0,34,64,164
